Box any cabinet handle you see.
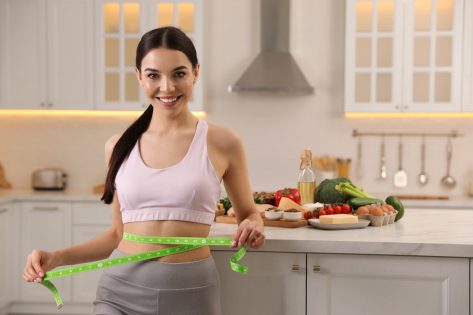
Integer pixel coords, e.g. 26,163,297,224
291,264,300,272
0,207,7,213
33,206,59,211
313,265,321,273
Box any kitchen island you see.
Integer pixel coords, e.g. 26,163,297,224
1,190,473,314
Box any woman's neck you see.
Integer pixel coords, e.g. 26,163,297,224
147,107,198,135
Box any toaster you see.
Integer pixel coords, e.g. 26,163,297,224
32,168,68,191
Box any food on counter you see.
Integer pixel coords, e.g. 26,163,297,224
215,203,225,216
275,188,301,206
253,191,276,205
219,197,232,213
264,207,283,220
278,197,306,212
315,178,352,204
347,197,384,210
319,214,358,224
283,209,302,221
304,203,352,220
385,195,405,221
226,203,274,217
335,181,377,199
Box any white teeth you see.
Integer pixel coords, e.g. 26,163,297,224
158,96,178,103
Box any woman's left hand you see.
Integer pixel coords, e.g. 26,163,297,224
231,219,265,249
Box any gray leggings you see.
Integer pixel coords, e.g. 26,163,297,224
93,249,221,315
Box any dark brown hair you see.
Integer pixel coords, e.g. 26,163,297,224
101,26,199,204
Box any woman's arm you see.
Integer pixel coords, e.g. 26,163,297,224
221,131,265,249
22,135,124,282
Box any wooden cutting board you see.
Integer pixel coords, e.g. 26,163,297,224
215,215,308,228
395,194,449,200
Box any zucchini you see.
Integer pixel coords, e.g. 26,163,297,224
385,196,405,221
347,197,384,209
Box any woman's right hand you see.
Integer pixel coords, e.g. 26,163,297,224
22,249,60,283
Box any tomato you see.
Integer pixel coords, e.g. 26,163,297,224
304,211,312,220
333,205,342,214
318,209,327,217
341,204,351,214
324,206,334,215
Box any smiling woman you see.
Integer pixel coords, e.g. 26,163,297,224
22,26,265,315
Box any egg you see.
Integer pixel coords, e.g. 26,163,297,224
370,207,384,216
356,206,369,215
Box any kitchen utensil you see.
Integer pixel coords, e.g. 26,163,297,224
379,137,387,180
417,137,429,185
441,137,456,188
393,137,407,188
355,137,363,180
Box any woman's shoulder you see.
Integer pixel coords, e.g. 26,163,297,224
207,122,242,153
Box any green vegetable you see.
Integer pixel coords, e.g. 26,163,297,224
348,197,384,209
219,197,232,214
315,178,352,204
253,195,265,204
385,196,405,221
335,182,377,199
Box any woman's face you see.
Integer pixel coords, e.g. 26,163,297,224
136,48,199,113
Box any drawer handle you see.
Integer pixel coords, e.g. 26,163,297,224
0,207,7,213
313,265,321,273
291,264,300,272
33,206,59,211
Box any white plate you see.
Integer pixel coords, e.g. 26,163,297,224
308,218,370,230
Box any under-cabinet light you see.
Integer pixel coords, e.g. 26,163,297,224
0,109,207,118
345,112,473,119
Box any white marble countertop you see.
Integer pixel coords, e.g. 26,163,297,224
2,189,473,259
210,209,473,258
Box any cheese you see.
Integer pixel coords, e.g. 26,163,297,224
319,214,358,224
278,197,306,212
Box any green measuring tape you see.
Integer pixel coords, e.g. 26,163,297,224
40,232,248,309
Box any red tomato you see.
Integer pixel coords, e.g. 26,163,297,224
304,211,312,220
324,206,334,215
318,209,327,217
333,205,342,214
341,204,351,214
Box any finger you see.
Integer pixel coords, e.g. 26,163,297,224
251,234,265,248
238,227,251,248
31,250,44,277
247,228,261,244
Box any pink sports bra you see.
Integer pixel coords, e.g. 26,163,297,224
115,120,221,225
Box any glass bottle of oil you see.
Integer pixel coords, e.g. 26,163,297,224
298,148,316,205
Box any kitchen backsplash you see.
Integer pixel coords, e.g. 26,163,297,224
1,0,473,197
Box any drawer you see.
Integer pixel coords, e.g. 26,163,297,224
72,202,112,225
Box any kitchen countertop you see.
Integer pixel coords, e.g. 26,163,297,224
2,189,473,259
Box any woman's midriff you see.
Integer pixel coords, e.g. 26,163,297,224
117,220,212,263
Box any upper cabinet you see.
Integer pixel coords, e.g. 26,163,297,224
0,0,203,112
0,0,94,110
345,0,464,113
463,0,473,111
95,0,203,111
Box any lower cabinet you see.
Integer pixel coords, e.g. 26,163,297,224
0,203,11,311
212,251,306,315
18,202,72,303
307,254,469,315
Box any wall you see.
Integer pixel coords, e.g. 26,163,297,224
1,0,473,197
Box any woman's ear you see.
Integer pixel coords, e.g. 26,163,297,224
193,64,200,84
135,68,143,86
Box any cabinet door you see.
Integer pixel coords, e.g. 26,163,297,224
345,0,403,112
46,0,94,109
403,0,463,112
212,250,306,315
71,225,108,305
462,0,473,112
307,254,469,315
2,0,47,108
19,202,72,302
0,204,11,309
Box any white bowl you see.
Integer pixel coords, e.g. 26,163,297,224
265,210,283,220
283,211,302,221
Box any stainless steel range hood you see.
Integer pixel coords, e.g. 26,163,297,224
228,0,314,94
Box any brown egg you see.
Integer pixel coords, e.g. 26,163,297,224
370,207,384,216
356,206,369,215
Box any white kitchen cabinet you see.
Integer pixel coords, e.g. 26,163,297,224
1,0,94,109
462,0,473,112
0,203,11,311
212,251,306,315
307,254,469,315
94,0,204,111
18,202,72,302
345,0,464,113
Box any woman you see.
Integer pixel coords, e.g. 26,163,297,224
22,26,265,315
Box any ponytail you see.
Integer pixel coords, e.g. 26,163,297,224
101,105,153,204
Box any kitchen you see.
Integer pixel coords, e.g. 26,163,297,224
1,0,473,314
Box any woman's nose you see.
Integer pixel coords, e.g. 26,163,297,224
160,76,175,92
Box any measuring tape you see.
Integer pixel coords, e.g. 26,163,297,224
40,232,248,308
